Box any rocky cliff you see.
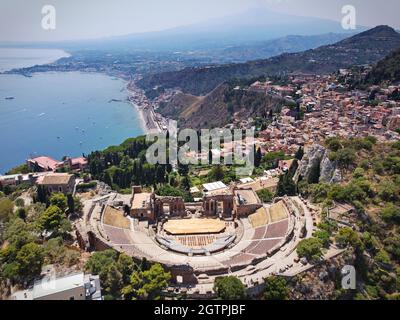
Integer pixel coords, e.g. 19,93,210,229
294,144,341,184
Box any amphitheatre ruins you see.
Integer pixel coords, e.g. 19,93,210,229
75,182,339,297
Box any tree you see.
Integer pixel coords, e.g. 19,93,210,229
103,263,123,298
180,176,191,192
3,217,37,249
0,198,14,221
213,276,246,300
177,163,189,176
262,151,285,170
295,147,304,161
85,250,135,298
353,167,365,179
326,137,342,152
38,205,69,235
85,250,118,276
208,165,225,182
276,172,296,197
36,185,49,204
378,181,399,202
335,227,363,249
296,238,323,262
117,253,135,284
67,194,75,214
254,147,262,168
49,193,68,212
103,171,113,187
122,263,171,300
16,207,26,221
15,242,44,282
156,184,192,202
15,198,25,208
257,189,274,203
313,230,331,248
334,148,356,170
307,161,320,184
381,204,400,224
383,235,400,261
263,276,289,300
43,237,79,266
375,250,391,265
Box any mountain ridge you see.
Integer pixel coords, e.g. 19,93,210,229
0,8,363,52
364,48,400,85
138,25,400,96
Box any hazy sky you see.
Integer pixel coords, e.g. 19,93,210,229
0,0,399,42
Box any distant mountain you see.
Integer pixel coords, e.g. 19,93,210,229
197,33,352,63
364,48,400,85
1,8,361,52
139,26,400,96
141,8,359,48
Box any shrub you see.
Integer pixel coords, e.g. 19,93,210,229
296,238,323,262
263,276,289,300
213,276,246,300
76,181,97,191
353,168,365,179
381,204,400,224
313,230,331,248
375,250,391,265
335,227,363,249
257,189,274,203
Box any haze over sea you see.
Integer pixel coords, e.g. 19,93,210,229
0,48,144,174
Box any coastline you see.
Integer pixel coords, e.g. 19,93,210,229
0,71,145,174
0,47,165,136
0,48,70,73
126,81,165,135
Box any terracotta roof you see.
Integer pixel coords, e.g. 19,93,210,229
38,174,74,185
70,157,87,166
28,156,60,170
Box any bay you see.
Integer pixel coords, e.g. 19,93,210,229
0,70,144,174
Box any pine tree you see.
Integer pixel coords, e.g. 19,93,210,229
276,172,296,197
103,171,113,187
295,147,304,160
67,194,75,214
255,147,262,168
307,161,321,184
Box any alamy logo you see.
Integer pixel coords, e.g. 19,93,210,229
41,5,56,30
341,265,356,290
145,121,256,177
341,5,357,30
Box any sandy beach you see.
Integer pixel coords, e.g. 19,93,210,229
127,81,164,135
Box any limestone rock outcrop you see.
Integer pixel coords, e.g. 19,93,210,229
294,144,341,184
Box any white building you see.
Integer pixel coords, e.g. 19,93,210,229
202,181,228,193
11,272,102,300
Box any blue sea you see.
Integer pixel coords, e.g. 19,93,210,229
0,49,144,174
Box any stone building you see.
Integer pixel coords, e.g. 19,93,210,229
36,173,75,194
130,185,262,222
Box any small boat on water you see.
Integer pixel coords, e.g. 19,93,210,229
5,96,15,100
38,113,45,117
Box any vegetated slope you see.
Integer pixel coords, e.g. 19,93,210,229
200,33,352,63
138,26,400,96
298,137,400,300
158,82,289,129
364,48,400,85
